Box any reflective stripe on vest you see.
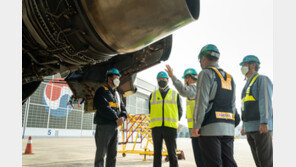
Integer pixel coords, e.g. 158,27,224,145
109,102,119,108
241,74,259,110
150,89,178,129
186,98,195,128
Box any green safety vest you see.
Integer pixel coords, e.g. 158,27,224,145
186,98,195,128
150,89,179,129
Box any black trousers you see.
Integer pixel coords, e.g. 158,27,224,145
94,124,118,167
191,137,205,167
246,131,273,167
199,136,237,167
151,127,178,167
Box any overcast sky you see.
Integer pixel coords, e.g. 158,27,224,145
138,0,273,126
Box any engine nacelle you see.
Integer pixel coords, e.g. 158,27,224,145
22,0,199,103
81,0,200,53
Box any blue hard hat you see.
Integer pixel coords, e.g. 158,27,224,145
157,71,168,79
182,68,198,79
198,44,220,59
106,68,121,77
239,55,261,66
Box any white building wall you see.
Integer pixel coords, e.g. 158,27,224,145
22,76,156,138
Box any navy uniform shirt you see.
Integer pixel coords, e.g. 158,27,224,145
93,84,127,125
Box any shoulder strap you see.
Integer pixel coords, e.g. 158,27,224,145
208,67,232,90
246,74,259,94
249,74,259,87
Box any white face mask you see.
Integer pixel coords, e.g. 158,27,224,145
113,78,120,88
241,66,249,76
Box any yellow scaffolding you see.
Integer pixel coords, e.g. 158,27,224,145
117,114,185,161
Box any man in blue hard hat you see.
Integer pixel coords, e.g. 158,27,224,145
240,55,273,167
93,68,128,167
192,44,240,167
149,71,183,167
165,65,205,167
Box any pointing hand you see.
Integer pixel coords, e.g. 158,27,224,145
165,65,174,78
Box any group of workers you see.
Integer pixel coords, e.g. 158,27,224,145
92,44,273,167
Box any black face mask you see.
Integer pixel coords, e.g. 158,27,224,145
158,81,167,88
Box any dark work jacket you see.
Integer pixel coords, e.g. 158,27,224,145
201,68,236,127
93,84,127,125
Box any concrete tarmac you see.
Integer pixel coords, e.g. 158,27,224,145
22,138,256,167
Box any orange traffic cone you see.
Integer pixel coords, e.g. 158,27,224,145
24,136,33,155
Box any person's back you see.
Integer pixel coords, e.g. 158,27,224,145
192,44,238,167
195,65,237,136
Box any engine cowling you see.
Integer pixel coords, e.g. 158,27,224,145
22,0,200,103
23,0,199,68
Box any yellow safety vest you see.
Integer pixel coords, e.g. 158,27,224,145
241,74,259,111
186,98,195,129
150,89,179,129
